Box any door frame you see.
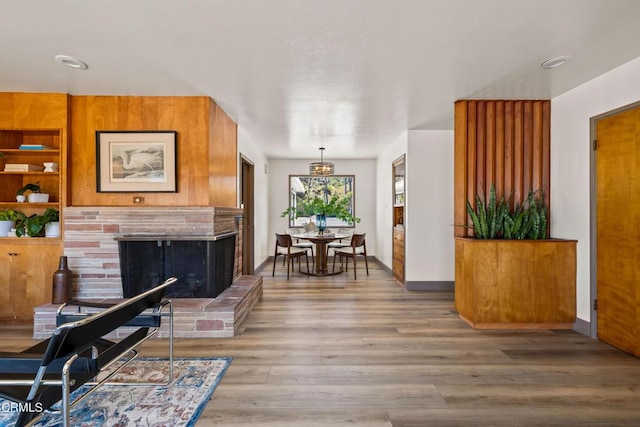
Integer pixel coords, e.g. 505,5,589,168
240,154,255,275
590,100,640,339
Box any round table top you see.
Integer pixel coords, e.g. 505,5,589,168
291,232,347,242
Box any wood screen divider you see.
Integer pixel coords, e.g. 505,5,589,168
454,100,550,237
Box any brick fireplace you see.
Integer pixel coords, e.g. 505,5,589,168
33,206,263,339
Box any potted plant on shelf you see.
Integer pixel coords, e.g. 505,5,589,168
43,207,60,237
0,208,25,237
15,208,60,237
282,194,360,233
16,181,50,203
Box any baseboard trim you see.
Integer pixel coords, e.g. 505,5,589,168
573,317,590,336
374,257,392,274
255,258,271,274
405,281,455,291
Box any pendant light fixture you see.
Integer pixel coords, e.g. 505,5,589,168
309,147,335,176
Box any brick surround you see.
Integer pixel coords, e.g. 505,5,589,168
34,275,263,339
33,206,261,339
61,206,243,299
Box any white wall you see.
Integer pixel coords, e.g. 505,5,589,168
237,127,271,269
376,132,408,268
406,130,454,282
552,56,640,322
268,158,378,255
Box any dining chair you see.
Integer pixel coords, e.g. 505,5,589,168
286,228,315,266
326,228,354,258
273,233,311,279
332,233,369,279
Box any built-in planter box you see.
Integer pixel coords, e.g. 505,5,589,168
455,237,577,329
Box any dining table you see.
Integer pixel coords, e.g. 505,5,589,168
292,232,347,276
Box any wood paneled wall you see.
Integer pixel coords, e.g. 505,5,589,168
209,100,238,207
454,100,550,237
70,96,237,207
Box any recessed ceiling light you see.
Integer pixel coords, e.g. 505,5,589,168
54,55,88,70
541,55,572,70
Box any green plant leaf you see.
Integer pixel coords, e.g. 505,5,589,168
465,185,548,240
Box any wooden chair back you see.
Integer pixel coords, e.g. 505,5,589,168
276,233,293,248
351,233,366,249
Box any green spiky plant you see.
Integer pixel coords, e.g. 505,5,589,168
466,185,548,240
501,189,548,239
465,184,509,239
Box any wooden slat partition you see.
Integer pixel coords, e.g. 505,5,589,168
454,100,550,237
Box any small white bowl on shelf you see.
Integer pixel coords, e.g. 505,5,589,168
28,193,50,203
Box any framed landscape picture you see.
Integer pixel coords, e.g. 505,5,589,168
96,131,177,192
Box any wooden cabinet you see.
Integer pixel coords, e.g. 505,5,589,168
0,240,60,322
455,238,576,329
393,227,405,283
0,93,69,322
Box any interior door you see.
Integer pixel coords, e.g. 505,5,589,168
595,104,640,357
241,156,255,274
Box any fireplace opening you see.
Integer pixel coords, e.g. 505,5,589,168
117,233,236,298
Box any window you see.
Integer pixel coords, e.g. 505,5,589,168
287,175,356,228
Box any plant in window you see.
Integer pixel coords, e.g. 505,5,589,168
282,194,360,224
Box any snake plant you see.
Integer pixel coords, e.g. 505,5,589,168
466,185,548,239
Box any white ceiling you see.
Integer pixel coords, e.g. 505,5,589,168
2,0,640,159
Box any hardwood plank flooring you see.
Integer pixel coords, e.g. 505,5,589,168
5,261,640,426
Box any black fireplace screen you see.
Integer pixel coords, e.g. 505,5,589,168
118,233,236,298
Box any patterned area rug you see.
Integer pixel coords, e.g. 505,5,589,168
0,357,231,427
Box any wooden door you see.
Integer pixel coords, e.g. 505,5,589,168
241,156,255,275
595,105,640,356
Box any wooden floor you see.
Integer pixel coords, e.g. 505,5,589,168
5,260,640,426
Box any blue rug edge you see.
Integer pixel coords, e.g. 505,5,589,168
185,356,233,427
